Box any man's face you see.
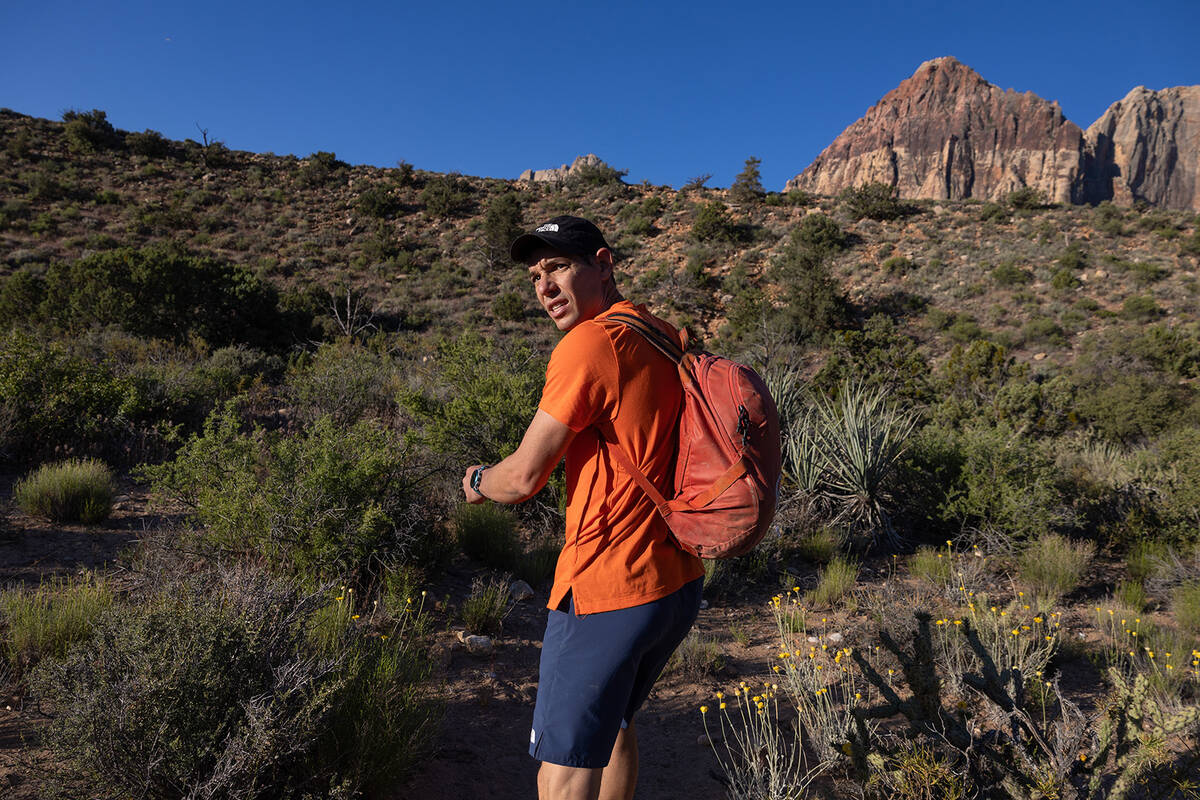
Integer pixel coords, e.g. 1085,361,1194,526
526,247,612,332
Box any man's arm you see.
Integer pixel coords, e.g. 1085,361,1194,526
462,409,576,504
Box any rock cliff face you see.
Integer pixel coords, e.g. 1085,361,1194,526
518,154,605,183
786,57,1088,204
1084,86,1200,211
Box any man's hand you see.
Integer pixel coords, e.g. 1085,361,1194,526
462,464,488,504
459,410,576,505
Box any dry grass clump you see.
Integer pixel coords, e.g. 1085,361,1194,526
14,458,115,523
806,555,858,608
1173,581,1200,636
909,545,953,585
665,631,726,681
460,574,512,636
1019,533,1095,603
1,573,114,678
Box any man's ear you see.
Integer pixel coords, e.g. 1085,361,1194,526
594,248,614,281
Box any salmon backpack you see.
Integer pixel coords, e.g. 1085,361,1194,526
603,312,782,559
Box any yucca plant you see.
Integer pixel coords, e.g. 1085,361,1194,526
784,381,918,547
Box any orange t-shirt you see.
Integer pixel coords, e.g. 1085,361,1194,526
538,300,705,614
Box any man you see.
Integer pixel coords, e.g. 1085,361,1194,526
461,215,705,800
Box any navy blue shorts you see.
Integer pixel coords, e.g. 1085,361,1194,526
529,577,703,768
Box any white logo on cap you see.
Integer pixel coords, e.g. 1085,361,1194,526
535,223,560,233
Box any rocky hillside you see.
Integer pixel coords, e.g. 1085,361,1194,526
787,57,1200,212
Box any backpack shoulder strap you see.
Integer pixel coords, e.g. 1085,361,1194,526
605,312,684,365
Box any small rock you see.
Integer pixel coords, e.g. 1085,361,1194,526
828,632,844,643
807,636,819,643
509,580,535,602
465,635,494,655
1033,352,1047,361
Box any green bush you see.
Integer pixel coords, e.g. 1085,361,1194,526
61,108,119,152
286,339,397,426
991,262,1033,286
910,546,953,584
1121,294,1164,320
22,243,307,349
840,182,910,221
882,255,914,275
420,173,473,218
482,192,524,265
14,458,116,523
124,129,170,157
33,569,437,798
1051,267,1081,291
691,200,739,242
1,574,114,678
296,150,347,187
0,331,154,465
399,332,544,466
492,291,526,321
792,212,847,254
141,406,437,584
356,184,403,219
1007,186,1043,210
771,225,845,342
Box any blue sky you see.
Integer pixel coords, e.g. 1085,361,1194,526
2,0,1197,190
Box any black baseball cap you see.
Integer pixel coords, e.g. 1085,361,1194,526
509,215,612,264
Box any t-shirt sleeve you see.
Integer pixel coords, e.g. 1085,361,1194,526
538,322,619,432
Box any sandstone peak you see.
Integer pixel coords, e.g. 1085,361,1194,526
786,58,1085,204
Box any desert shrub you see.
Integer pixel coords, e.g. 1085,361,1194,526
14,458,115,523
1120,294,1163,320
928,423,1068,546
841,181,911,220
793,212,847,254
1,574,114,678
946,316,984,342
568,159,628,188
813,315,933,405
1019,533,1094,602
1021,317,1066,347
806,555,858,607
882,255,914,275
980,201,1009,222
492,290,526,321
31,243,306,350
356,184,403,219
1051,267,1081,291
141,406,437,584
1007,186,1043,210
32,569,436,799
124,128,171,157
728,156,765,204
1074,372,1189,444
0,331,154,465
1057,243,1088,271
286,339,397,425
991,261,1033,286
296,150,347,187
454,503,522,570
399,332,544,466
61,108,119,152
420,173,473,218
460,574,512,636
691,200,738,242
1173,581,1200,635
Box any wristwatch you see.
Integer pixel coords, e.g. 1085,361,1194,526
470,465,491,498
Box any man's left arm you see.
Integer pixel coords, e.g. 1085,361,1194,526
462,409,575,504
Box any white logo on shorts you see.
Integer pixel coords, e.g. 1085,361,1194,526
530,728,537,744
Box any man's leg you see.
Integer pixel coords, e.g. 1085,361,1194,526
598,722,638,800
537,761,602,800
536,723,636,800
